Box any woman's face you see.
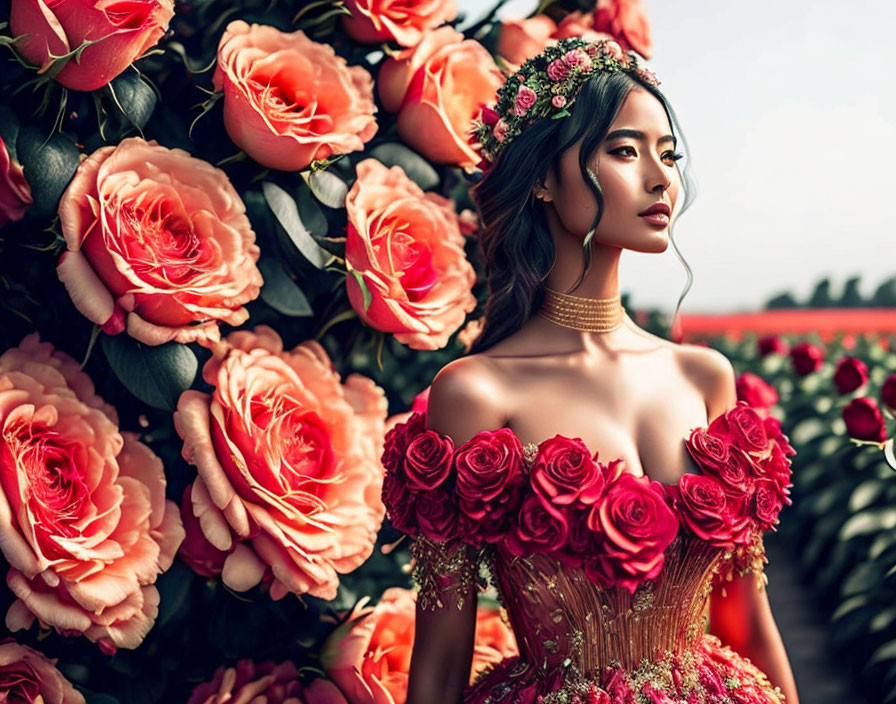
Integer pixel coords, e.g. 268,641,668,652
540,87,682,253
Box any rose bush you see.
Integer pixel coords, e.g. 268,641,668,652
188,660,347,704
56,137,263,346
174,326,387,600
213,21,377,171
0,640,85,704
345,158,477,350
0,334,184,652
0,134,32,227
342,0,457,47
9,0,175,91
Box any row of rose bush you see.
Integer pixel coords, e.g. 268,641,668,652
719,330,896,703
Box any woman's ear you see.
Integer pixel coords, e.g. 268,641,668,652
534,172,555,202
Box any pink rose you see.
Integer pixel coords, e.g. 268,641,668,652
547,58,569,81
551,95,567,108
0,640,85,704
0,334,185,651
56,137,263,346
882,373,896,410
493,118,510,142
345,159,477,350
758,334,788,357
504,494,569,556
512,85,537,116
497,15,557,65
735,372,779,411
593,0,653,59
842,397,887,443
213,21,377,171
174,326,387,600
342,0,457,47
455,428,525,541
833,356,869,394
10,0,174,91
0,134,32,227
669,474,751,549
789,341,824,376
530,435,604,506
586,470,679,593
188,660,346,704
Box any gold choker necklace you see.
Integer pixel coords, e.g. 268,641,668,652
537,287,624,332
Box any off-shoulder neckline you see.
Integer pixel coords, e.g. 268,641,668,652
408,409,705,489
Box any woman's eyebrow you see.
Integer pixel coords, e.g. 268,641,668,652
605,128,676,146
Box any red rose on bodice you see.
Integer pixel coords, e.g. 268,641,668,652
585,470,679,594
669,474,751,549
503,494,569,556
750,479,784,530
404,430,454,491
455,429,525,541
685,427,731,473
530,436,605,506
735,372,779,412
415,488,458,542
709,401,769,455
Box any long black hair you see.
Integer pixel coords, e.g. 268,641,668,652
467,69,696,354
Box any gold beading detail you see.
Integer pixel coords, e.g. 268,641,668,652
537,287,624,333
410,535,483,611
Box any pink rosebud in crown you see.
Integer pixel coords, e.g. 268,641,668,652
512,84,537,116
547,59,568,81
563,49,583,67
603,41,624,59
493,118,509,143
551,95,567,108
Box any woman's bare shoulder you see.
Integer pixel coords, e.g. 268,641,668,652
426,354,510,446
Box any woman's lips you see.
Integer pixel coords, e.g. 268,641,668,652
640,212,670,228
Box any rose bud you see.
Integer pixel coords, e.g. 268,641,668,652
842,397,887,443
833,356,869,394
789,341,824,376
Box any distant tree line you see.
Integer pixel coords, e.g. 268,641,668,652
764,275,896,309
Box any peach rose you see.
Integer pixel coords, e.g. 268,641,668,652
593,0,653,59
497,15,557,66
0,334,185,652
551,11,615,43
188,660,347,704
0,134,32,227
345,159,476,351
342,0,457,47
212,21,377,172
56,137,263,346
377,26,462,113
470,603,518,683
393,36,503,168
174,326,387,601
0,640,85,704
9,0,174,92
322,587,518,703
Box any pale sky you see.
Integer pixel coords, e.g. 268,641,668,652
458,0,896,312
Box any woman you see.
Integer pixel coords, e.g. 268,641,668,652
381,37,800,704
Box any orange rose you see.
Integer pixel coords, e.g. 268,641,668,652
56,137,263,346
321,588,518,703
0,134,32,227
0,334,185,652
470,603,518,683
551,11,615,43
345,159,476,351
377,26,462,113
212,21,377,171
187,660,347,704
497,15,557,66
174,326,387,600
392,36,503,168
0,640,85,704
593,0,653,59
342,0,457,47
9,0,174,91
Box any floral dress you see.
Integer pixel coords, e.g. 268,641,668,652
381,400,796,704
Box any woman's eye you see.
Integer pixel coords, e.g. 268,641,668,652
664,151,685,163
612,146,637,157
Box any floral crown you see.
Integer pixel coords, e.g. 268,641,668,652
472,37,660,167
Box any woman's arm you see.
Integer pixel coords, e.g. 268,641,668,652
406,357,508,704
709,571,800,703
696,347,799,703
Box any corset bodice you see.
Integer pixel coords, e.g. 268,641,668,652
490,535,723,673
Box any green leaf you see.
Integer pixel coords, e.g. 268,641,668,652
840,561,883,597
349,269,372,312
156,561,194,629
296,182,328,237
262,181,331,269
850,479,886,512
16,126,80,220
258,257,313,317
840,507,896,541
368,142,440,191
101,335,198,412
867,639,896,669
307,169,348,208
106,72,157,133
